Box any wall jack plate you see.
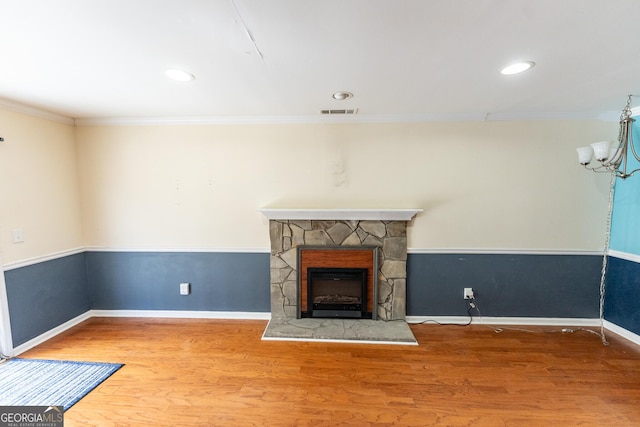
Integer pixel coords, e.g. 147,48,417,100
180,282,190,295
12,228,24,243
463,288,474,300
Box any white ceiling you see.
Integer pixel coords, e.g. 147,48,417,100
1,0,640,123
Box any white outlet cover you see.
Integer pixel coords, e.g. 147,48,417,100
12,228,24,243
179,283,190,295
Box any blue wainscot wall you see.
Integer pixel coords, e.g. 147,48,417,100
4,249,607,350
4,253,91,347
85,251,271,312
406,253,602,318
605,256,640,335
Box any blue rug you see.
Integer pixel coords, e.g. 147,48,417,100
0,358,123,411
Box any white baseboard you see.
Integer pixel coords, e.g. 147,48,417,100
11,310,270,356
406,316,602,327
11,312,636,356
603,320,640,346
12,311,92,356
89,309,271,320
408,316,640,346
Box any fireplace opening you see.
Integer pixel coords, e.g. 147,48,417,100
304,267,369,319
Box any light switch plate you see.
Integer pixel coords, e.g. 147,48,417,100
12,228,24,243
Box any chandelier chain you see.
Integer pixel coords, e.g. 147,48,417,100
596,172,615,346
621,94,633,121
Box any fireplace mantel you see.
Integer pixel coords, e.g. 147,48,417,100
258,208,422,221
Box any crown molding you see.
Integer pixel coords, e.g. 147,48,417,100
73,111,619,127
486,110,620,122
0,93,623,127
74,113,486,126
0,97,74,125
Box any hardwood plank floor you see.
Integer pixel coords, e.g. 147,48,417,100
19,318,640,426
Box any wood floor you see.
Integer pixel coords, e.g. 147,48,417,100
20,318,640,426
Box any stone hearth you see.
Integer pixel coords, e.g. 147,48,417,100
262,318,418,345
260,209,421,322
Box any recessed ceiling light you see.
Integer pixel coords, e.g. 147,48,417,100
332,91,353,100
165,69,195,82
500,61,535,75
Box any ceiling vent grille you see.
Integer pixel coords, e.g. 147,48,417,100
321,108,359,115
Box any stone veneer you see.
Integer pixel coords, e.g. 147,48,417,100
268,219,408,321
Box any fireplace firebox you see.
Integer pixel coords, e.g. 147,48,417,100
297,246,378,320
304,267,369,319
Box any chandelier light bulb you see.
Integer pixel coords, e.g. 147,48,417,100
591,141,611,162
576,147,594,165
577,95,640,179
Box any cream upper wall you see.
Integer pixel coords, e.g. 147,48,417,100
76,120,615,252
0,108,83,265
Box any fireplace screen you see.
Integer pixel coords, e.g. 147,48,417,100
305,267,369,319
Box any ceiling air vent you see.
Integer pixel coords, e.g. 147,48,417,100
320,108,359,115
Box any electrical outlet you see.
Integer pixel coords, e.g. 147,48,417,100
463,288,474,300
179,282,190,295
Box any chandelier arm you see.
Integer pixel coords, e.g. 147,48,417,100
627,123,640,162
616,122,629,161
621,141,629,177
584,162,640,178
584,165,615,174
616,167,640,179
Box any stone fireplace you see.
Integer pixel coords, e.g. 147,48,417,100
260,209,421,322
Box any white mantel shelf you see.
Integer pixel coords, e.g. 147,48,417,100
258,208,422,221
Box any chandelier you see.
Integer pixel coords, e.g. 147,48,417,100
577,95,639,179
